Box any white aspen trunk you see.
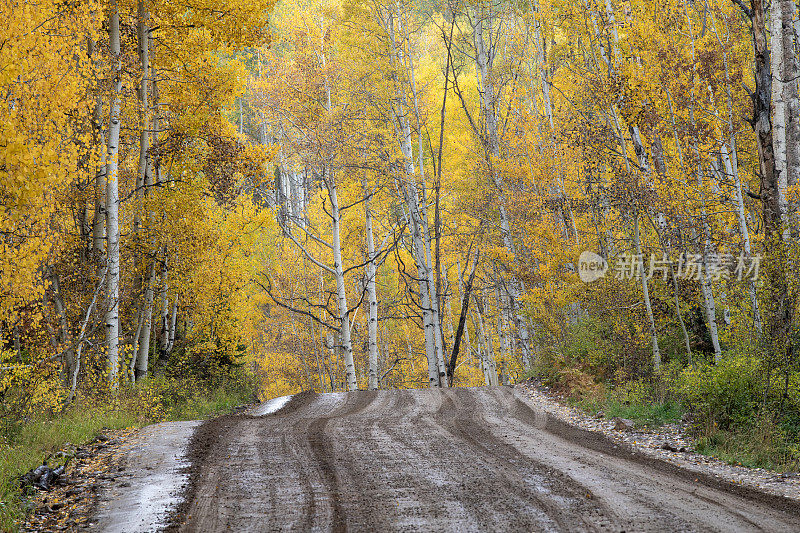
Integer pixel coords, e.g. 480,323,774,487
159,254,172,355
135,259,156,380
330,183,357,391
137,0,150,192
473,300,497,386
771,0,790,235
683,0,721,363
363,180,379,391
395,123,437,384
701,225,723,363
387,9,443,386
129,1,147,352
783,0,800,218
315,40,356,391
48,268,77,387
167,296,178,354
634,216,660,370
495,284,511,384
604,0,620,60
105,1,122,387
132,1,156,381
455,259,473,358
401,154,439,386
408,57,446,385
472,5,532,365
420,185,447,387
412,214,438,386
88,36,107,259
722,140,762,333
396,150,437,386
481,296,499,386
472,312,490,385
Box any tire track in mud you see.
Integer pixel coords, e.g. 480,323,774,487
505,388,800,531
305,391,378,532
443,388,617,531
168,386,800,532
374,390,555,530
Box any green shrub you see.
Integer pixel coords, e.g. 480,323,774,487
575,377,684,428
676,353,761,433
561,318,616,379
609,378,652,406
695,414,800,471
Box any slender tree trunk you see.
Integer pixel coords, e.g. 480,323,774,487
473,295,497,386
47,268,76,387
670,256,693,364
397,170,438,386
471,4,532,366
135,259,156,380
723,140,763,333
634,215,660,370
167,296,178,355
329,182,357,391
783,0,800,227
89,36,107,260
448,251,479,383
105,0,123,387
70,267,107,402
137,0,151,194
403,19,448,387
387,8,446,386
770,0,790,236
363,180,380,391
494,283,511,384
420,183,447,387
700,235,723,363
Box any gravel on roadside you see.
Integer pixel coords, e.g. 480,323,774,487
518,381,800,501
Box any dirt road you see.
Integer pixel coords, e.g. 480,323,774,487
171,387,800,532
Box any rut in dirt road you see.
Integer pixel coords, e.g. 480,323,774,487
172,387,800,532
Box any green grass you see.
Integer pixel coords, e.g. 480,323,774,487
603,400,684,428
576,392,800,472
694,416,800,472
575,396,684,429
0,378,255,532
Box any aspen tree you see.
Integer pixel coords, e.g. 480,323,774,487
105,0,123,386
363,179,380,390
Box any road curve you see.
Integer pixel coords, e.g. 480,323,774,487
171,387,800,532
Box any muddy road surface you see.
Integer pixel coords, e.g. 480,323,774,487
173,387,800,532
